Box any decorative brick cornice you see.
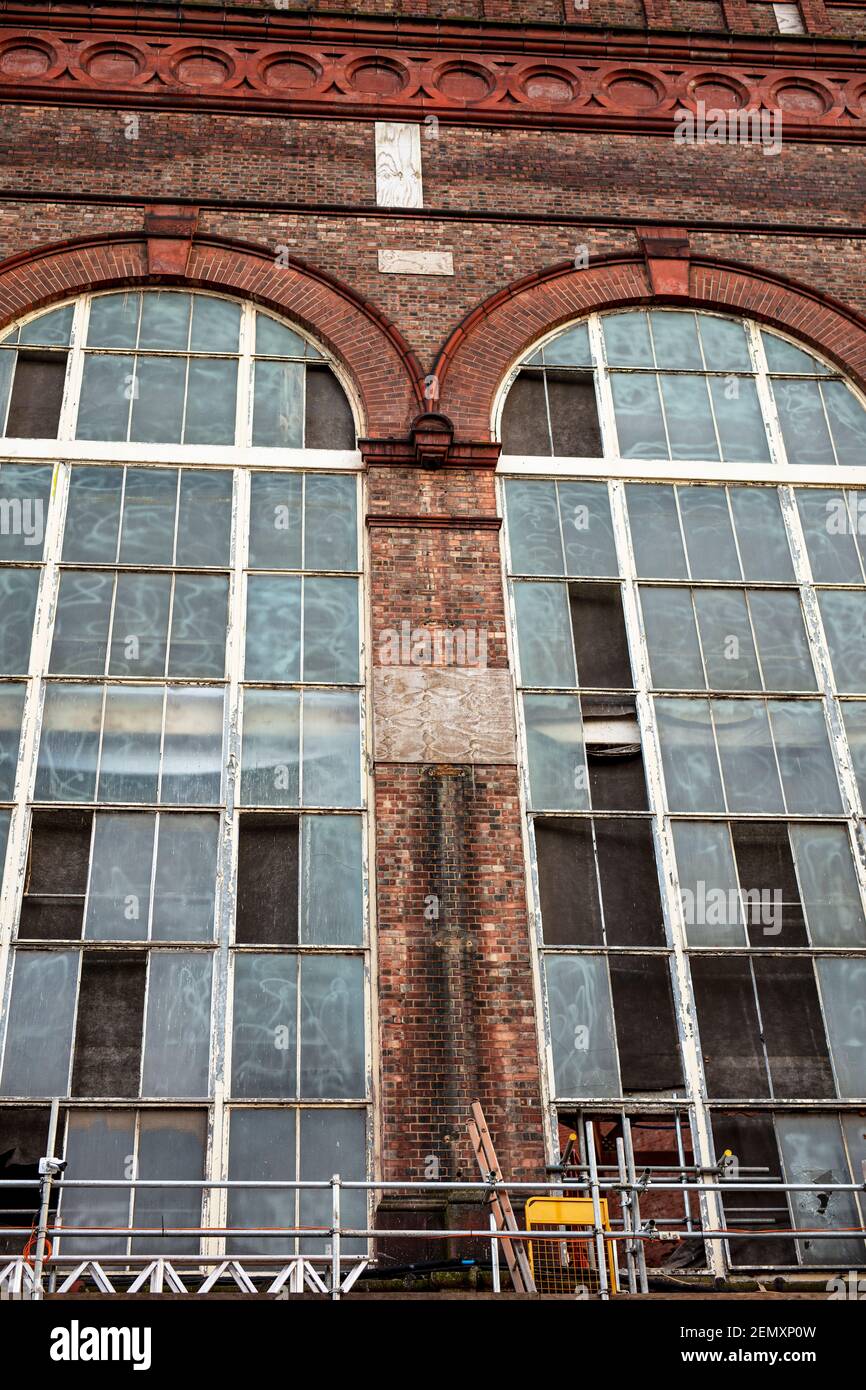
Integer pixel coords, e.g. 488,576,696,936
360,414,501,470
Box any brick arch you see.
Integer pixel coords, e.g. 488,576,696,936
433,255,866,438
0,232,422,435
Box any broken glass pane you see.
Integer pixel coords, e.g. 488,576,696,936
776,1115,865,1265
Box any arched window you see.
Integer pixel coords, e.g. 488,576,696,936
499,308,866,467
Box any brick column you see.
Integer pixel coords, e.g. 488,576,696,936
721,0,756,29
799,0,832,33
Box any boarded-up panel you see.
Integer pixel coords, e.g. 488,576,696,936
691,956,769,1098
535,817,602,945
610,955,683,1091
304,365,356,450
501,372,550,456
5,351,66,438
71,951,146,1098
236,815,299,945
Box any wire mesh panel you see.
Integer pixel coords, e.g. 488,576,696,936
525,1197,618,1295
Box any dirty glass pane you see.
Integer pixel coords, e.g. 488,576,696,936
650,310,702,370
244,575,301,682
678,486,740,581
50,570,114,675
542,321,591,367
768,700,842,815
252,360,303,448
611,374,668,459
748,591,815,691
248,471,302,570
673,820,745,946
841,702,866,807
796,488,862,583
842,1115,866,1191
774,378,835,467
625,484,687,579
109,572,172,677
0,569,38,673
713,698,783,813
75,355,133,441
822,380,866,468
729,486,793,582
118,467,177,566
151,813,218,942
0,463,52,562
818,591,866,693
240,689,300,806
777,1115,865,1265
763,333,830,375
255,315,306,357
603,311,653,367
130,357,185,444
227,1108,296,1258
545,954,619,1097
299,1108,367,1256
0,350,13,433
513,581,575,687
161,687,224,806
141,951,212,1098
301,814,363,946
134,1111,206,1256
60,1111,134,1256
710,376,770,463
19,303,74,348
655,697,724,812
302,577,359,683
0,950,78,1096
86,292,139,349
138,292,190,350
34,683,101,802
694,591,761,690
558,481,617,577
167,574,228,679
232,953,297,1098
504,480,563,576
299,955,365,1099
640,588,704,689
302,690,361,808
790,824,866,947
176,470,232,568
698,314,752,372
98,685,162,804
184,358,238,446
817,958,866,1098
523,693,588,811
659,374,718,461
85,813,154,941
0,810,9,876
190,294,241,353
304,474,358,573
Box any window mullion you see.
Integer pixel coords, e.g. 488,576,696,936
749,321,787,469
588,314,618,460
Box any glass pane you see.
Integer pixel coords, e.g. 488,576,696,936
841,701,866,807
85,812,154,940
248,472,302,570
611,374,668,458
190,295,241,353
232,953,297,1098
301,814,363,945
50,570,114,675
252,360,303,447
75,355,133,441
818,591,866,693
513,582,575,687
63,467,122,564
19,303,74,348
299,955,365,1099
796,488,862,583
0,462,52,560
625,484,687,579
673,821,745,946
34,684,101,802
299,1108,366,1255
227,1109,296,1257
109,572,171,677
0,569,38,672
141,951,212,1097
176,471,232,568
728,486,794,582
98,685,162,804
768,700,842,815
184,358,237,446
168,574,228,679
129,356,185,444
822,380,866,468
678,486,740,581
649,311,702,370
817,958,866,1098
523,693,588,810
694,590,761,690
777,1115,865,1265
640,587,704,689
302,577,359,683
542,321,591,367
558,481,617,577
0,950,78,1096
138,292,190,350
0,810,9,876
151,813,218,941
302,690,361,808
61,1111,133,1256
748,590,815,691
603,311,653,366
773,378,835,467
134,1111,205,1256
240,689,300,806
255,314,306,356
546,954,619,1097
698,314,752,372
304,474,358,573
0,348,12,431
710,376,771,463
86,293,139,349
244,575,301,682
118,467,177,566
161,688,224,806
504,480,563,576
659,374,718,460
763,332,830,374
713,698,783,813
655,696,724,812
790,824,866,947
